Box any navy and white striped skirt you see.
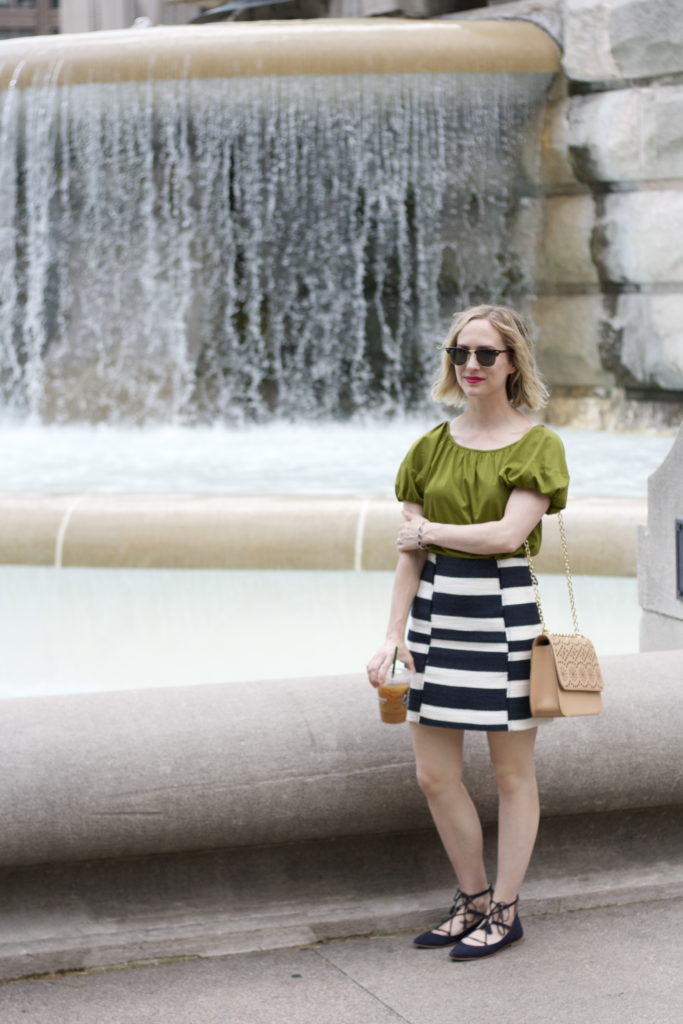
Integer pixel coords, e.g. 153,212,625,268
406,553,544,732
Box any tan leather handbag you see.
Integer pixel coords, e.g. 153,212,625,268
525,513,604,718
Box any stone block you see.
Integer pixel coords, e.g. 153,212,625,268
533,90,587,188
638,423,683,633
564,0,683,82
563,0,621,81
532,295,615,387
536,194,600,287
594,191,683,285
568,85,683,184
614,294,683,390
608,0,683,79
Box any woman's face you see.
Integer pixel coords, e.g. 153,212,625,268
451,318,514,399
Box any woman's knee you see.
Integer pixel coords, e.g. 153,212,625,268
493,762,537,799
415,762,462,799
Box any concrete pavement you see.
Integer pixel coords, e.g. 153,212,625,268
0,896,680,1024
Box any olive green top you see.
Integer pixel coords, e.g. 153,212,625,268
395,421,569,558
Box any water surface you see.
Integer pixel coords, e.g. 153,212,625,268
0,421,672,496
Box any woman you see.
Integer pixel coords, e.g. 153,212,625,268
367,305,568,961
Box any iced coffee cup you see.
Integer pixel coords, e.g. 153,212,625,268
378,665,412,724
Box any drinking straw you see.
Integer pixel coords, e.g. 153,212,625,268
391,645,398,678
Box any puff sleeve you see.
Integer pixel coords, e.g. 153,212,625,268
501,427,569,514
394,429,438,504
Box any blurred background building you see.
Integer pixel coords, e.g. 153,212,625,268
0,0,59,40
1,0,501,37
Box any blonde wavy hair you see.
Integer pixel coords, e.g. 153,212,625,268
431,305,550,410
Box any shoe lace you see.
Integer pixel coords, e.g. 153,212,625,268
465,896,519,947
433,885,491,938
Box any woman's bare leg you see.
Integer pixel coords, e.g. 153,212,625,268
459,727,539,944
409,722,489,927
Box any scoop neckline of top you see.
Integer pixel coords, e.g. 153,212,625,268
446,421,543,453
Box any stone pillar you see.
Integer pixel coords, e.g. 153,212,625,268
638,424,683,650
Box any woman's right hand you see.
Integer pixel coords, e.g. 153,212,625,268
366,641,416,688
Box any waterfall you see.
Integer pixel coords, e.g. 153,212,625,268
0,71,551,424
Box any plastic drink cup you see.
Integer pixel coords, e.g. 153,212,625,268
378,666,412,724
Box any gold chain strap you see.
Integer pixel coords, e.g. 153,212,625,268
524,511,580,637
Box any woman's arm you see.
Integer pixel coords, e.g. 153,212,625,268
367,502,427,687
397,488,551,556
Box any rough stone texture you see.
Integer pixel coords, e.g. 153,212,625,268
533,89,588,187
614,294,683,390
512,195,603,291
564,0,683,82
638,422,683,648
536,194,599,286
0,651,681,869
451,0,565,47
532,295,615,387
608,0,683,79
568,86,683,184
544,387,683,431
594,191,683,285
562,0,621,81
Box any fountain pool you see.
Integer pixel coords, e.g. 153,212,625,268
0,565,638,700
0,420,669,698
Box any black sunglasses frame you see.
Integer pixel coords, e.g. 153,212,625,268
445,346,510,368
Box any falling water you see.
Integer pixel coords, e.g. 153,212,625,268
0,71,551,424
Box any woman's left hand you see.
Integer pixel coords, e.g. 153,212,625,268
396,510,430,552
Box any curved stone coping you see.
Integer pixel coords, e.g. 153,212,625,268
0,19,560,90
0,492,646,575
0,649,680,869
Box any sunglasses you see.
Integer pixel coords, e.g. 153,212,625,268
445,346,509,368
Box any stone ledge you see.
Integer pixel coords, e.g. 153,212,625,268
0,19,561,89
0,805,678,981
0,651,680,870
0,493,645,575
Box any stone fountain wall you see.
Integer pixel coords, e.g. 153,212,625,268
454,0,683,428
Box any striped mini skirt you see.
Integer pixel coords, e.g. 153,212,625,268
406,553,544,732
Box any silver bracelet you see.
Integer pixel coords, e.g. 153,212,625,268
417,520,427,549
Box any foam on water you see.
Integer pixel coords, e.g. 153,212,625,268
0,419,673,496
